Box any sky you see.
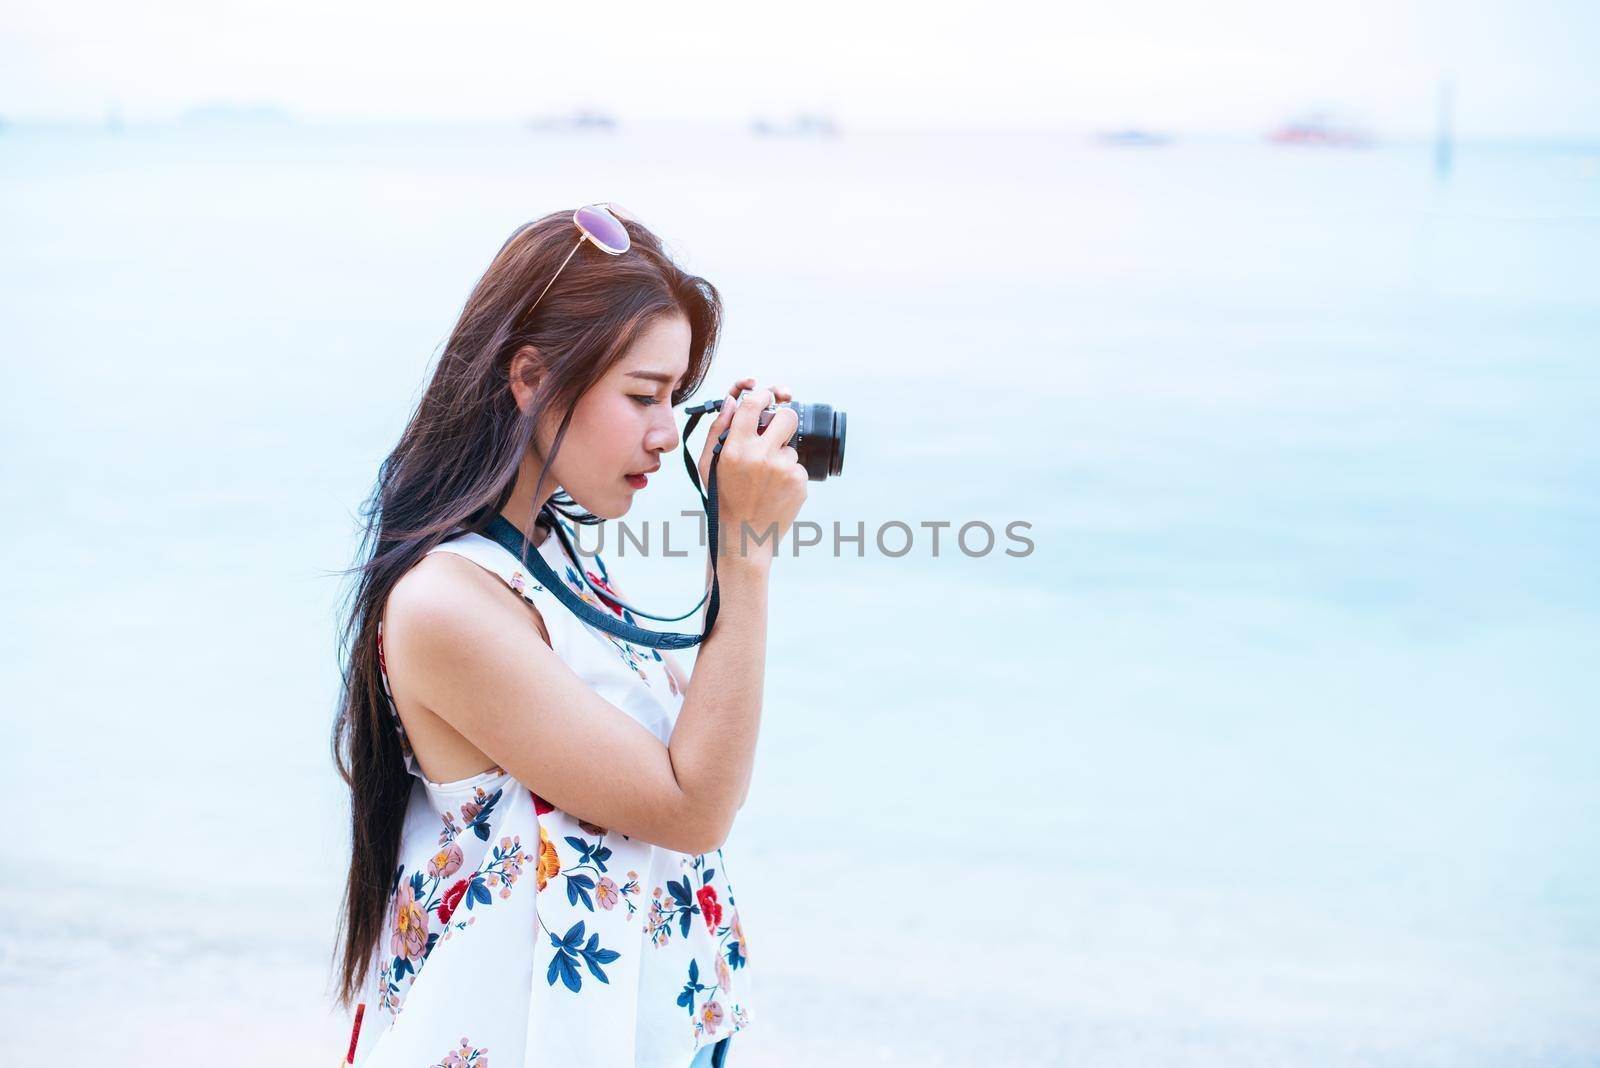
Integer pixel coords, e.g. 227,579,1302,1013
3,0,1597,139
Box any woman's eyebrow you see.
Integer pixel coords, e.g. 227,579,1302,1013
624,370,682,387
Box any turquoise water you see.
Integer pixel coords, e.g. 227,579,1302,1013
2,124,1597,1065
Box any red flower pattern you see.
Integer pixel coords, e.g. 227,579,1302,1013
437,878,469,924
696,884,723,931
585,570,626,616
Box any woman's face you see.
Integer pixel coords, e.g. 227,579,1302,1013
529,313,691,520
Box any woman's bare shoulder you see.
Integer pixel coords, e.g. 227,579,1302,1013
385,549,551,649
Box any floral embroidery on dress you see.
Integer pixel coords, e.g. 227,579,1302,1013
583,568,627,615
646,853,750,1042
507,568,541,596
546,919,622,992
681,956,750,1044
535,825,560,891
561,563,613,614
607,634,657,686
375,788,530,1015
431,1037,489,1067
524,789,645,994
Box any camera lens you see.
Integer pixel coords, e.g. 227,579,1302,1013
828,407,846,477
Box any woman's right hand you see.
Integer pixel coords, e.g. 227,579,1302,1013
709,386,807,564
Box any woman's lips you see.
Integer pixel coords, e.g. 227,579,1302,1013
625,473,648,489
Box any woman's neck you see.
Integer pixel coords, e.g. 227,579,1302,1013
497,498,553,549
500,455,556,548
492,502,550,546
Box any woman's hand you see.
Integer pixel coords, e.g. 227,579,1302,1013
695,378,792,492
707,384,807,564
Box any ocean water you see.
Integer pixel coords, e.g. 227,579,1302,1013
2,123,1597,1066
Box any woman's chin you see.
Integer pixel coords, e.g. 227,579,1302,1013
581,493,632,522
561,481,637,522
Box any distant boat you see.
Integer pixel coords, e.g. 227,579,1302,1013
749,113,838,138
1267,112,1372,148
1093,128,1174,147
526,109,619,133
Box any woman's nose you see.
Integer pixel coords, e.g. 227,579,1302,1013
646,412,679,454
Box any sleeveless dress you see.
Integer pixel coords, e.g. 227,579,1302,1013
349,517,755,1068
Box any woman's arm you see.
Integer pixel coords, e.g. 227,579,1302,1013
385,388,799,853
599,572,749,812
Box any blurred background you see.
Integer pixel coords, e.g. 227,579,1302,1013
2,2,1597,1065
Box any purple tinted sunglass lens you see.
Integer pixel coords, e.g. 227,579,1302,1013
575,204,630,254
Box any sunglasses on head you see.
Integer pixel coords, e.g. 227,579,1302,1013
512,202,637,319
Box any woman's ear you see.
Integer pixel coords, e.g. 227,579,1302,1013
508,345,544,414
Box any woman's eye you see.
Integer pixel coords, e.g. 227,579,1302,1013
631,395,659,407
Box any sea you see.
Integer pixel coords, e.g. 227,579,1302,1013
2,122,1597,1066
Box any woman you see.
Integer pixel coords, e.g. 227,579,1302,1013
330,204,807,1068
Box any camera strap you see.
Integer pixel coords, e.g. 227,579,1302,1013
480,404,727,650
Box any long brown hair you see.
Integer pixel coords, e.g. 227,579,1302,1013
330,209,723,1006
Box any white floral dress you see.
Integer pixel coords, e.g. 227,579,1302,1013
351,519,754,1068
